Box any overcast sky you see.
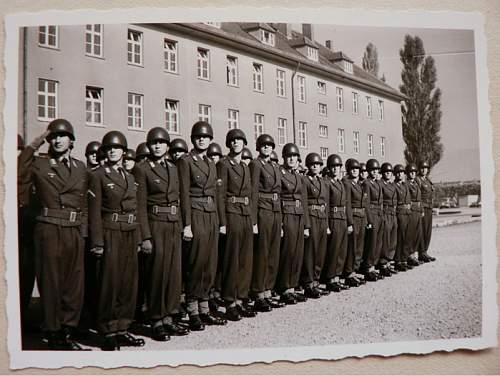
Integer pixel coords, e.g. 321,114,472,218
295,24,479,182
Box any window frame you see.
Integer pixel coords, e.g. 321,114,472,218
127,29,143,66
380,136,386,157
277,117,287,146
164,39,178,74
127,92,144,130
298,121,308,148
228,109,240,129
367,134,374,156
37,78,58,121
336,87,344,111
253,63,264,93
378,100,384,121
307,46,319,62
85,24,103,58
197,48,210,80
276,69,286,98
317,81,326,95
353,131,360,154
352,92,359,115
165,99,180,134
320,147,329,160
254,113,265,140
319,124,328,138
226,56,239,87
38,26,59,49
85,86,104,126
366,96,373,118
198,104,212,123
337,128,345,153
260,29,275,47
318,103,328,116
296,75,306,103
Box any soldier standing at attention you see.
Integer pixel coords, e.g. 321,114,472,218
359,163,368,182
168,138,189,162
417,161,436,262
301,153,330,299
276,143,310,305
249,134,283,312
135,142,151,163
217,129,257,321
393,164,412,271
207,142,224,164
241,147,253,166
25,119,88,350
322,154,349,292
134,127,188,341
379,163,398,276
270,151,279,164
85,141,101,171
88,131,145,351
406,163,423,268
177,121,227,331
123,149,137,173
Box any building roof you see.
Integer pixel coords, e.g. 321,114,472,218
152,22,405,101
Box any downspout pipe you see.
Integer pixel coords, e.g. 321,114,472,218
291,62,301,144
22,27,28,141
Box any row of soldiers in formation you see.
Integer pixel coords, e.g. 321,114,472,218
17,118,436,351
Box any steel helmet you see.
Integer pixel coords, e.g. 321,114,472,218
136,142,150,158
191,121,214,140
305,152,323,167
102,131,127,150
270,150,279,163
419,161,430,169
169,138,189,153
359,162,367,172
346,158,361,171
282,143,300,158
207,142,223,157
327,154,342,168
46,119,75,141
256,134,275,151
241,147,253,160
366,158,381,171
85,141,101,156
225,129,248,148
393,164,405,174
124,149,136,161
406,163,418,173
147,127,170,145
381,162,393,173
96,146,106,162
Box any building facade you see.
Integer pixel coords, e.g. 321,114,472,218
19,22,405,164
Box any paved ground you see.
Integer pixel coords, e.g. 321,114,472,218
23,221,482,351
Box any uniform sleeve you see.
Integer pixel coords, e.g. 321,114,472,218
324,179,330,222
249,160,260,225
17,146,36,207
301,176,311,229
79,166,89,238
216,160,228,227
363,181,373,225
177,157,191,227
344,180,353,226
88,171,104,248
134,165,151,241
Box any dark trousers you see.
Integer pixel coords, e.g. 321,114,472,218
363,211,383,269
135,252,147,318
407,210,422,254
220,213,253,302
18,207,36,326
34,222,84,332
145,220,182,321
251,209,282,294
301,215,328,285
322,218,348,280
79,240,99,329
185,210,219,301
96,228,139,334
277,213,304,292
380,213,397,264
345,215,366,275
419,207,433,255
395,213,410,262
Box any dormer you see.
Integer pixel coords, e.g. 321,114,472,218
290,36,319,62
329,51,354,74
241,23,276,47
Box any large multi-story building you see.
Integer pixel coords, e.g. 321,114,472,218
19,22,405,164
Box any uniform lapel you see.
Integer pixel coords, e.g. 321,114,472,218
191,152,209,177
150,160,169,183
61,158,82,193
108,165,127,190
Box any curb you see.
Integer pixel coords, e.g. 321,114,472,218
432,216,481,228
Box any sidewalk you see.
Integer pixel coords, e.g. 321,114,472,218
432,207,481,228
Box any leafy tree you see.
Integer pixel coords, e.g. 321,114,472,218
362,42,379,77
399,35,443,169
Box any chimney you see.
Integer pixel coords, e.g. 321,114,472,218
302,24,314,41
325,40,333,50
274,23,292,39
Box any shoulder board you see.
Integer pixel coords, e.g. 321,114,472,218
192,154,198,162
149,161,155,168
49,158,57,166
308,175,313,181
104,167,111,174
352,181,356,186
260,159,266,166
281,168,286,174
229,159,235,166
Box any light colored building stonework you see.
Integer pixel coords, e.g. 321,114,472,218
20,23,405,164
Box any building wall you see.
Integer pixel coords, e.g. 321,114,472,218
21,23,404,165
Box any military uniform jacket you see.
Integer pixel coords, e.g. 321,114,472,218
327,177,347,220
304,173,329,219
177,150,218,227
395,180,411,214
249,157,282,214
344,177,370,226
134,159,181,240
18,146,35,208
26,148,88,235
217,156,255,226
280,166,311,229
417,176,434,208
381,179,397,209
88,165,139,248
407,179,422,212
364,178,383,222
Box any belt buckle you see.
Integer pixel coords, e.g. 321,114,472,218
152,205,159,214
295,200,300,208
230,196,236,204
171,205,177,215
112,213,119,222
69,211,77,222
43,207,49,216
128,214,135,224
273,193,278,201
244,197,249,206
333,207,338,213
207,196,213,204
320,205,325,212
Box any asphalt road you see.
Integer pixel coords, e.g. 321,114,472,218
23,221,482,351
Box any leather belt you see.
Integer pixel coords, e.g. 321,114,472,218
259,192,279,201
383,204,396,210
411,201,421,206
282,199,302,208
191,196,214,204
370,203,384,210
352,207,365,214
330,206,346,213
103,212,137,224
42,207,81,222
227,196,250,205
397,204,411,210
310,204,326,212
150,205,177,215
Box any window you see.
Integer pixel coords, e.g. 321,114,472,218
260,29,275,46
337,128,345,153
277,118,287,145
85,24,102,57
378,100,384,121
254,114,265,140
366,96,372,118
352,92,359,115
320,147,329,160
127,93,143,129
367,134,374,156
197,48,210,79
127,29,143,66
38,26,58,48
203,22,221,28
380,137,386,157
85,87,103,125
296,75,306,103
226,56,238,86
198,104,211,123
165,100,179,133
164,39,178,73
318,103,327,116
307,46,318,62
253,63,264,92
298,121,307,147
319,124,328,138
37,79,57,121
353,131,360,154
336,87,344,111
276,69,286,97
317,81,326,94
228,109,239,129
344,61,353,74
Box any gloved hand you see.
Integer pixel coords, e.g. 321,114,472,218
219,225,227,235
183,225,193,241
29,130,50,150
347,225,354,234
326,228,331,235
253,224,258,234
304,228,310,238
141,239,153,254
90,246,104,258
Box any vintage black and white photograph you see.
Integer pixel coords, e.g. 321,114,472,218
4,7,496,369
